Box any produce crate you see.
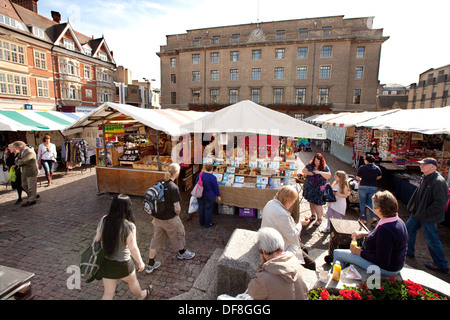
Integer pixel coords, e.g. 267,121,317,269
238,207,256,217
132,155,171,170
218,204,235,215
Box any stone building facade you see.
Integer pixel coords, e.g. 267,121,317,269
158,15,388,115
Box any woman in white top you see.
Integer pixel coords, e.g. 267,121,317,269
261,186,315,270
37,134,57,186
323,170,350,233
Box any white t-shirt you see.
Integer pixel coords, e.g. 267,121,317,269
328,184,347,215
38,143,57,161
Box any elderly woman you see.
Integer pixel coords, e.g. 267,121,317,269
247,227,308,300
261,186,315,270
332,190,408,276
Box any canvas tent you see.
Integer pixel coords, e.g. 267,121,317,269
0,110,84,131
359,106,450,134
63,102,208,137
179,100,326,139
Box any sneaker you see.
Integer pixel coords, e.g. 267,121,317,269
145,261,161,274
177,249,195,260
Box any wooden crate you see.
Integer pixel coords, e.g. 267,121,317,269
132,155,171,171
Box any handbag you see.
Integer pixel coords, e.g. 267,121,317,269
191,171,204,198
8,168,17,182
322,183,336,202
80,216,106,282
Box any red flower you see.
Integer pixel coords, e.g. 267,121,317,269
320,289,329,300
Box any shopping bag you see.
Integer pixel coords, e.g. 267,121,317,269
188,196,199,214
191,172,203,198
322,184,336,202
8,168,17,183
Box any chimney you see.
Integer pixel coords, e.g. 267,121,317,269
11,0,38,13
51,11,61,24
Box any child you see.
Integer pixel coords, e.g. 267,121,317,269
323,170,350,233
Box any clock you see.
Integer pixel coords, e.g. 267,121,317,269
251,28,263,40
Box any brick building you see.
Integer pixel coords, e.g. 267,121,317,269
0,0,115,112
157,15,388,116
407,64,449,109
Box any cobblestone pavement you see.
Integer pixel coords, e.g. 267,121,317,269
0,145,448,300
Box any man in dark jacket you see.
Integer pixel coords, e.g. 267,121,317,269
406,157,449,273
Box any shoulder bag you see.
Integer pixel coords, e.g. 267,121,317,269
191,171,204,198
322,183,337,202
80,216,106,282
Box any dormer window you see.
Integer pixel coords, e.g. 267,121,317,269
32,26,45,38
98,51,107,61
0,14,17,28
63,38,75,50
84,47,92,56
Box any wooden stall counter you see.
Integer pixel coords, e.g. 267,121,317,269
217,185,300,223
96,166,165,196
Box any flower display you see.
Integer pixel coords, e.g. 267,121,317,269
308,278,447,300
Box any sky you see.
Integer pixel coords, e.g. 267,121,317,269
37,0,449,89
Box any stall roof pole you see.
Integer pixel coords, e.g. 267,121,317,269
157,131,161,171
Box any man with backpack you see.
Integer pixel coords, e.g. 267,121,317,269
146,163,195,274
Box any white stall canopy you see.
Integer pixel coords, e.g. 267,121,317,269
180,100,326,139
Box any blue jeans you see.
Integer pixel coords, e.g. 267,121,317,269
406,215,448,269
198,196,216,228
333,249,401,277
358,186,377,220
41,159,54,175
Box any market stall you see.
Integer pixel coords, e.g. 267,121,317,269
62,102,209,196
0,109,86,183
180,100,327,221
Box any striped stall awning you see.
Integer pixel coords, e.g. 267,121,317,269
0,110,85,132
63,102,210,137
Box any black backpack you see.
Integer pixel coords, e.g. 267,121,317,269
143,179,166,215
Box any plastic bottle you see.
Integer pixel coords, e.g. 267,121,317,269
351,237,357,247
332,261,341,281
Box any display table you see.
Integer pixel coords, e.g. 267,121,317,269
393,174,418,204
217,185,300,222
0,265,34,300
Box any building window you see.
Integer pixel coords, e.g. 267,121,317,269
210,70,219,81
67,61,75,75
322,26,332,36
252,68,261,80
0,13,18,28
252,49,261,60
192,54,200,64
230,69,239,81
321,45,332,58
276,30,286,39
229,89,239,103
63,38,75,51
251,89,260,103
85,89,92,98
212,35,220,44
84,66,91,79
275,48,285,60
230,51,239,62
171,92,176,104
318,88,329,104
170,74,176,84
298,28,308,37
170,58,176,68
0,40,25,64
36,79,49,98
69,85,77,100
192,90,200,103
210,89,219,103
298,47,308,59
274,67,284,80
0,73,28,95
210,52,219,63
193,37,202,46
355,66,364,79
357,47,365,58
295,88,306,104
231,34,240,43
297,66,307,79
273,88,284,104
320,66,331,78
34,51,46,69
353,89,361,104
192,71,200,82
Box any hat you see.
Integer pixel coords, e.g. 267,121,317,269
418,157,438,166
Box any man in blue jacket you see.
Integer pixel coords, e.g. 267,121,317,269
406,157,449,273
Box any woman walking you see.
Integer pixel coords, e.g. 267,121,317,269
37,134,57,186
195,163,221,228
356,154,382,224
95,194,152,300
